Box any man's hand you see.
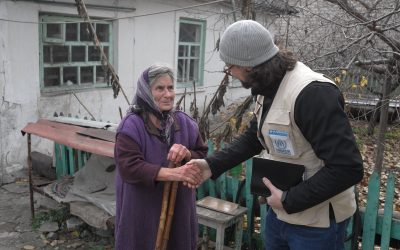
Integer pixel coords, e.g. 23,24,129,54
182,159,212,188
262,177,283,209
157,163,202,185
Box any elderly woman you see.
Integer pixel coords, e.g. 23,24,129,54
114,64,208,250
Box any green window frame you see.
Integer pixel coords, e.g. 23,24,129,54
39,14,113,93
176,18,206,87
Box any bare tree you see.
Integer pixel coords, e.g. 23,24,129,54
270,0,400,172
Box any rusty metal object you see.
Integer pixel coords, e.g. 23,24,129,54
27,134,35,219
77,128,116,143
21,119,114,158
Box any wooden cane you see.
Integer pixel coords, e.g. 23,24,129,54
155,162,177,250
161,179,179,250
155,181,171,250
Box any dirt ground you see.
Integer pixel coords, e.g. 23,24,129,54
0,181,113,250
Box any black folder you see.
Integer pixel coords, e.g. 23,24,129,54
250,157,305,197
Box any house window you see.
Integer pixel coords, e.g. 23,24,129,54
177,18,206,87
39,14,112,93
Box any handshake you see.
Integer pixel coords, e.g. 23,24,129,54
175,159,212,188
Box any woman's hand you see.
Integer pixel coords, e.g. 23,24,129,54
157,163,203,185
182,159,212,188
167,144,191,164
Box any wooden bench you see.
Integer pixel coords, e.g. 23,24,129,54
196,196,247,250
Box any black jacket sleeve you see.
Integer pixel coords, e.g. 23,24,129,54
206,116,264,179
282,82,364,214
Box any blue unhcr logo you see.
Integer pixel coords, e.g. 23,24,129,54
268,130,295,156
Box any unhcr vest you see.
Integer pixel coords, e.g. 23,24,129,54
254,62,356,227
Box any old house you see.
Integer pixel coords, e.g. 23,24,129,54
0,0,255,183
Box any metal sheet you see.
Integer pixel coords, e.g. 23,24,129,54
22,119,114,158
77,128,116,143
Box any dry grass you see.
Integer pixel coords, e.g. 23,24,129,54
351,120,400,211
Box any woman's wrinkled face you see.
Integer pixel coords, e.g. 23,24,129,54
151,75,175,111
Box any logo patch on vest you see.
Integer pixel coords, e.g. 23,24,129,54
268,129,295,156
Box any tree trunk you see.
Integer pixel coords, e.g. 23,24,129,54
367,99,381,135
373,76,391,173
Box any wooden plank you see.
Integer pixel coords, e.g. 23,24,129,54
218,173,227,200
77,150,84,170
55,143,68,179
360,210,400,240
207,141,216,197
361,171,381,250
54,143,63,179
245,159,254,249
231,178,239,203
67,147,75,175
197,183,206,200
380,171,395,249
218,141,227,200
260,204,268,248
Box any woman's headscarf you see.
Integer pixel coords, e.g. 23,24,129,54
130,65,175,145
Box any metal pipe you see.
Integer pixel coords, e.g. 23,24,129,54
27,134,35,219
17,0,136,12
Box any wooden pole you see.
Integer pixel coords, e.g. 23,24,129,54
161,180,179,250
155,162,178,250
155,181,172,250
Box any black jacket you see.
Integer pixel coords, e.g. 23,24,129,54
206,80,363,214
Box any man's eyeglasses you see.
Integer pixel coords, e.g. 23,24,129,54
223,65,234,76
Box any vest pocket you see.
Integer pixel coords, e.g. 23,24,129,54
263,109,300,159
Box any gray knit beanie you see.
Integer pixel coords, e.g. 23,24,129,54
219,20,279,67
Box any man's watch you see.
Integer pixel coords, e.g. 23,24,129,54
280,191,288,203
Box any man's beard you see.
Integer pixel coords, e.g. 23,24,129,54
250,81,268,96
240,80,252,89
240,80,264,95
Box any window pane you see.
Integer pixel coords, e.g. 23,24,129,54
89,46,108,61
96,66,107,83
80,23,91,41
81,66,93,84
40,15,113,90
63,67,78,85
190,46,200,57
44,67,60,87
96,23,109,42
190,59,199,82
179,23,201,42
177,59,185,82
71,46,85,62
178,45,188,57
53,46,69,63
43,45,51,63
66,23,77,41
46,23,62,39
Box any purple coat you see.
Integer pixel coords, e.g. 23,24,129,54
114,111,207,250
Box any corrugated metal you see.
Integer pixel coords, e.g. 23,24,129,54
22,119,114,158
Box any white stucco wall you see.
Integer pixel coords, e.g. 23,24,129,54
0,0,253,182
